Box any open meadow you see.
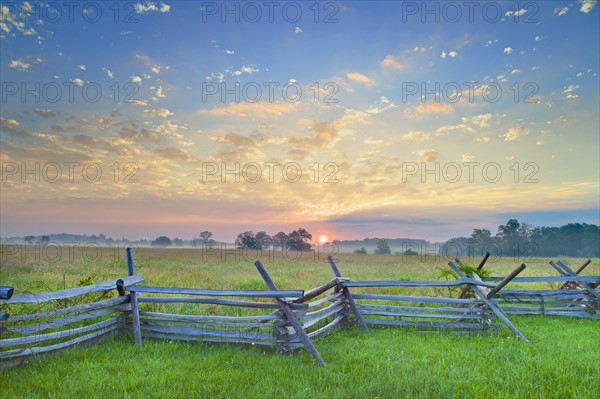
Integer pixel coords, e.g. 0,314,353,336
1,246,599,398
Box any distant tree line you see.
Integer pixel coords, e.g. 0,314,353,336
235,228,313,251
443,219,600,258
149,228,315,251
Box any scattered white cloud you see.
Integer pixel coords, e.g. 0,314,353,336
9,60,30,71
156,86,166,98
534,36,542,42
504,125,529,141
505,9,527,17
223,49,235,55
128,99,149,106
131,75,143,84
417,149,439,162
555,6,569,16
408,102,453,116
461,154,474,162
401,131,431,141
380,55,405,70
294,27,303,33
504,47,513,54
79,65,86,71
231,65,259,76
347,72,372,85
462,113,493,128
144,108,174,118
579,0,597,13
562,84,580,100
134,2,170,13
511,69,521,75
72,78,84,86
102,67,114,78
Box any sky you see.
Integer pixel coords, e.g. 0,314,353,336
1,0,599,242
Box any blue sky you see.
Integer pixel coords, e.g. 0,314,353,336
1,1,599,242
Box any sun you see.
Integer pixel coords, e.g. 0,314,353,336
319,235,328,243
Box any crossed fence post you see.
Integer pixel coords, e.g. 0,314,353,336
254,261,326,367
448,261,528,342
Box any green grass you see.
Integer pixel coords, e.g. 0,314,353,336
1,247,599,398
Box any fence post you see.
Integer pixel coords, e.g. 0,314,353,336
254,261,325,367
126,248,143,347
448,261,528,342
327,256,369,332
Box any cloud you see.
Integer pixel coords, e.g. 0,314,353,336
555,6,569,16
505,9,527,17
461,113,492,128
580,0,597,13
504,125,529,141
143,108,174,118
223,49,235,55
503,47,513,54
72,78,84,86
131,75,143,84
435,124,473,136
408,102,453,116
347,72,372,85
289,119,343,149
134,2,170,13
401,131,431,141
286,149,310,161
128,99,149,106
231,65,259,76
34,109,57,118
511,69,521,75
201,102,295,119
535,36,542,42
461,154,474,162
441,50,457,59
562,84,580,100
294,27,303,33
153,147,192,161
417,150,439,162
9,60,30,71
102,67,114,78
380,55,405,70
79,65,86,70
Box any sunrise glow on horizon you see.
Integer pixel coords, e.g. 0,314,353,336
1,1,599,242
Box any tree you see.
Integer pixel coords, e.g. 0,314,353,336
24,235,35,244
286,228,312,251
374,239,391,254
468,228,495,256
255,231,272,250
152,236,172,247
354,247,367,254
272,232,288,250
172,238,184,247
40,235,51,244
236,231,260,250
193,231,216,247
403,249,418,256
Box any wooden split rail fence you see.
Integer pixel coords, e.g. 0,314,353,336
1,250,596,368
455,255,599,319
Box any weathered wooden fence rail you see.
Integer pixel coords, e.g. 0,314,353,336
0,274,143,368
1,251,596,368
457,256,600,319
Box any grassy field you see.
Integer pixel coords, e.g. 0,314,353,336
1,247,599,398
